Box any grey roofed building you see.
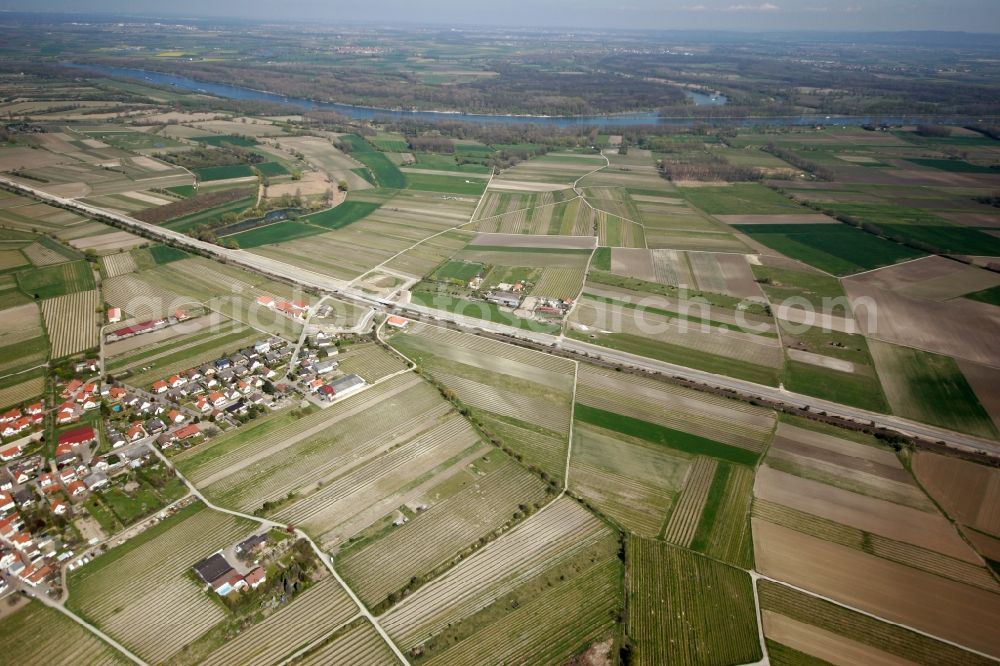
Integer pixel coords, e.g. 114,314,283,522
330,374,365,394
486,291,521,308
236,533,268,554
193,553,233,584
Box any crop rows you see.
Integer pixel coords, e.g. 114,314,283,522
185,374,423,483
752,499,1000,591
100,252,138,278
628,538,760,666
103,273,183,317
200,578,357,666
207,385,447,510
124,327,261,390
0,600,128,666
407,323,575,374
339,460,550,605
273,414,480,538
381,497,612,648
23,241,69,266
434,371,570,436
335,342,409,382
570,457,674,536
663,457,717,547
42,289,99,357
651,249,691,285
530,266,586,299
297,620,400,666
577,365,774,451
758,580,992,666
0,375,44,409
69,506,254,663
698,463,755,568
475,413,567,483
422,558,621,666
107,319,245,372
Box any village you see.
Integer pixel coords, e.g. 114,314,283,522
0,310,385,603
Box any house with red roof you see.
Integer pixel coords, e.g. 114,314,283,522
256,295,275,308
108,386,126,401
151,380,169,394
56,403,78,425
59,426,96,448
167,410,185,425
0,409,19,424
174,424,201,441
108,307,122,323
0,513,24,537
244,566,266,589
0,491,14,513
67,480,87,497
0,442,27,461
62,379,83,398
25,402,43,416
127,423,146,442
51,499,67,515
386,315,408,329
38,473,57,489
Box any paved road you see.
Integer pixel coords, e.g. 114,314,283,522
4,176,998,460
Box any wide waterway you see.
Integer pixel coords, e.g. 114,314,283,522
70,62,994,128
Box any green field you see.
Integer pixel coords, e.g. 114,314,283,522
227,221,322,247
404,171,487,195
192,134,258,147
682,183,807,215
906,158,1000,173
432,260,485,283
255,161,290,177
784,360,889,412
751,264,845,308
964,284,1000,307
736,223,926,276
341,134,406,189
166,184,196,198
149,244,189,264
869,341,999,439
592,247,611,270
628,538,761,666
16,260,94,299
302,201,381,229
194,164,256,181
575,403,760,466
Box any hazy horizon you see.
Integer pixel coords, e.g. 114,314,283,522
2,1,1000,33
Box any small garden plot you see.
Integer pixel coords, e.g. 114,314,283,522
627,538,760,666
570,421,688,536
100,251,138,278
0,600,129,665
338,455,550,607
868,341,999,439
759,580,993,666
42,289,99,358
296,619,401,666
17,259,94,299
67,503,257,665
380,498,618,650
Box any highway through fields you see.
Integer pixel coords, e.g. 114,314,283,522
4,176,999,461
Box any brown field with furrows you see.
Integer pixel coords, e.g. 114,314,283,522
577,364,774,451
845,280,1000,367
22,242,69,267
767,422,934,510
912,452,1000,537
846,256,1000,301
42,290,99,358
0,303,42,346
470,232,596,249
100,252,138,278
610,248,656,282
753,519,1000,659
67,230,147,254
965,530,1000,562
762,610,923,666
0,376,44,410
773,306,858,334
939,212,1000,229
957,360,1000,431
277,136,373,191
755,465,979,562
486,179,571,192
786,348,859,373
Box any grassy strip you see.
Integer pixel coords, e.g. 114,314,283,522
341,134,406,189
592,247,611,270
689,462,733,552
575,403,760,465
964,284,1000,307
588,270,770,315
582,292,776,337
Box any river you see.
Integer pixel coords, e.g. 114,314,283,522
69,63,994,128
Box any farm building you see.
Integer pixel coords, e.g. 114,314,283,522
107,307,121,323
387,315,408,329
328,374,366,399
58,426,96,448
193,553,233,585
487,291,522,308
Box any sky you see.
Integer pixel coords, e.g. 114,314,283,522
3,0,1000,32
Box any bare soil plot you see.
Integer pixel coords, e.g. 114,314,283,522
610,248,656,282
42,290,100,358
277,136,372,191
846,255,1000,302
67,230,146,254
0,302,42,345
470,232,595,249
787,348,858,373
22,241,70,267
487,179,571,192
753,519,1000,659
763,611,913,666
846,280,1000,367
939,212,1000,229
755,465,978,562
912,452,1000,538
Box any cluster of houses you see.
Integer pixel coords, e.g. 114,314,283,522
145,337,291,432
106,310,190,342
256,295,311,321
192,534,269,596
293,333,368,402
0,402,44,442
56,378,102,426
